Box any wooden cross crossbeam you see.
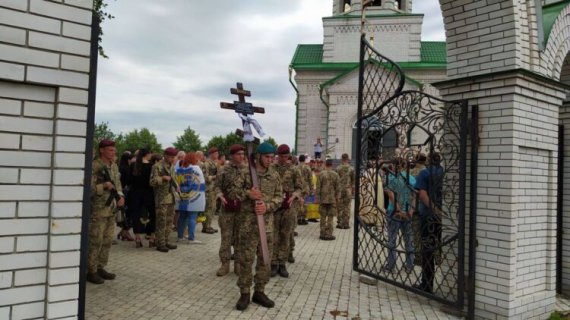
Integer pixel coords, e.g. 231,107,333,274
219,83,265,115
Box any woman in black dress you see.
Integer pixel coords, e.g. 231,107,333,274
117,151,135,241
127,148,157,248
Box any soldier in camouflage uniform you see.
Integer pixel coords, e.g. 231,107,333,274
201,147,219,234
215,144,247,276
317,159,341,240
87,140,124,284
234,142,282,311
150,147,180,252
335,153,355,229
271,144,303,278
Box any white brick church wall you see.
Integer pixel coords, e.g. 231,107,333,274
0,1,93,319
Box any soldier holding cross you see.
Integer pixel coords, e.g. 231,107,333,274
220,83,281,310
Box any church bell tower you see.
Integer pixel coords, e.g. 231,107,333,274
333,0,413,15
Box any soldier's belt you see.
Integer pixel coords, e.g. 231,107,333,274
281,192,292,210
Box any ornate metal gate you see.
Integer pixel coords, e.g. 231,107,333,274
353,36,476,308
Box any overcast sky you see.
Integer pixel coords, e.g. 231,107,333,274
95,0,444,149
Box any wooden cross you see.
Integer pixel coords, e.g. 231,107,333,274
220,82,265,115
220,82,270,267
235,129,260,145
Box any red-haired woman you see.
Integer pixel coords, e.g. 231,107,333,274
175,152,206,243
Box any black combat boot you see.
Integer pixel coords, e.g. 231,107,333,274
86,272,104,284
270,264,279,277
166,243,177,250
97,268,116,280
236,293,250,311
278,264,289,278
252,291,275,308
156,245,169,252
288,253,295,263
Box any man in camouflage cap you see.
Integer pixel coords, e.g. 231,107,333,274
335,153,355,229
150,147,180,252
215,144,246,276
201,147,220,234
234,141,282,310
271,144,303,277
87,140,124,284
317,159,341,240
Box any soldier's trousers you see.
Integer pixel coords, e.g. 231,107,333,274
319,203,336,237
272,202,298,265
156,203,175,247
289,203,303,256
219,212,238,263
236,225,273,294
203,190,216,230
338,193,351,228
87,215,115,274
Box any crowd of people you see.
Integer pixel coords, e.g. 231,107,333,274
363,152,444,294
87,138,356,311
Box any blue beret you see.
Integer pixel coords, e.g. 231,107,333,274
256,142,276,155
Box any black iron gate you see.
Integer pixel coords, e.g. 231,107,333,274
353,36,477,310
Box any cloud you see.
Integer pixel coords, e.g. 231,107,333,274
96,0,445,149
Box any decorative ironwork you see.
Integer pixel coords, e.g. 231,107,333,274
353,36,474,308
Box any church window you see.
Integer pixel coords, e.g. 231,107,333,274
342,0,351,12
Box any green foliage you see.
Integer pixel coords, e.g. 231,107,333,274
263,136,278,148
116,128,162,156
205,132,244,156
93,0,116,58
94,121,116,143
173,127,202,152
549,311,570,320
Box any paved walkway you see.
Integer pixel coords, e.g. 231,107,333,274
86,216,570,320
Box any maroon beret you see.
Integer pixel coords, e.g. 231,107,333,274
98,140,115,148
229,144,244,155
164,147,178,156
276,144,290,155
208,147,218,154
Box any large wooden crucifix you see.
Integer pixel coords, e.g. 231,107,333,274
220,82,270,267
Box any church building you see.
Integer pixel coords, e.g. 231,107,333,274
289,0,447,159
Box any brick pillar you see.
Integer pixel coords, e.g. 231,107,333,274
435,69,566,319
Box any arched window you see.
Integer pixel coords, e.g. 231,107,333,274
343,0,351,12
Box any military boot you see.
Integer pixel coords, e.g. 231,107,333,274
156,245,169,252
288,253,295,263
270,264,279,277
278,264,289,278
86,272,104,284
216,262,230,276
97,268,116,280
235,293,250,311
252,291,275,308
234,261,241,274
166,243,177,250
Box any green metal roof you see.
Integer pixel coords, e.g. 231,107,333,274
543,0,570,43
420,41,446,63
290,41,446,70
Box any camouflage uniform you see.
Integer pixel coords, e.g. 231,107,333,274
215,162,247,264
317,169,341,238
150,160,177,247
235,166,282,294
89,159,123,274
201,159,219,231
335,163,355,228
271,162,303,267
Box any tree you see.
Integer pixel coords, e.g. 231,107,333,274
93,121,116,154
173,127,202,152
116,128,162,156
263,136,278,149
205,132,244,156
94,0,115,58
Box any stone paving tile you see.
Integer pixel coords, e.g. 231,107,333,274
86,215,569,319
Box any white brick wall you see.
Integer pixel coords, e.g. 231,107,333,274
435,70,565,319
0,1,93,319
